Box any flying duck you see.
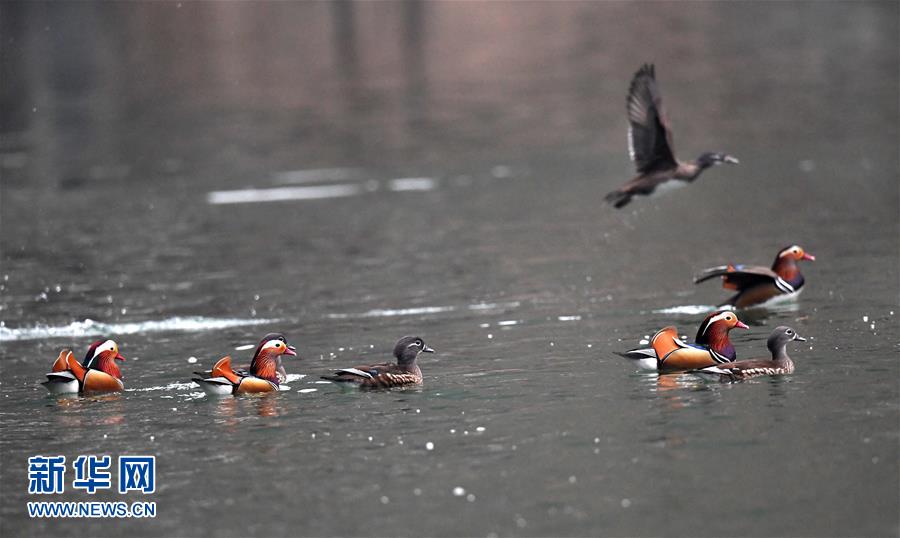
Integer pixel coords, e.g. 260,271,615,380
693,326,805,380
604,63,739,208
321,336,434,389
42,339,126,394
694,245,815,308
620,311,749,371
192,333,297,396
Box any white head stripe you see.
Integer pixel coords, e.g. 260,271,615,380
701,312,732,335
779,245,800,257
260,339,283,351
93,340,116,359
86,340,116,368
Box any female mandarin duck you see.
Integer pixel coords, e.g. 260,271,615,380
43,339,126,394
321,336,434,389
192,333,297,396
604,63,738,208
694,245,815,308
693,326,805,380
622,311,748,371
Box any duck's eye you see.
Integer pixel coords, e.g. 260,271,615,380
725,316,732,321
786,329,793,334
275,342,282,347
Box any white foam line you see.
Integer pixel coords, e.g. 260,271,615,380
326,300,523,319
273,168,363,184
207,184,362,205
497,320,519,326
652,305,717,315
0,316,278,342
128,382,198,392
388,177,437,192
327,306,456,319
468,301,521,311
558,315,582,321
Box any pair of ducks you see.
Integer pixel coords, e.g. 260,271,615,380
622,311,806,381
42,335,434,396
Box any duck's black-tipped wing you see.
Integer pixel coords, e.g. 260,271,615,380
626,64,677,174
693,358,783,379
694,264,781,291
321,362,420,388
321,362,393,384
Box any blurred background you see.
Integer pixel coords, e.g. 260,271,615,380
1,2,897,537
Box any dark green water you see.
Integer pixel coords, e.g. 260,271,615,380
1,2,897,537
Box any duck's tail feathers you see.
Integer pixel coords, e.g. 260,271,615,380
210,356,240,384
51,350,73,373
615,348,658,370
65,352,87,382
650,326,681,358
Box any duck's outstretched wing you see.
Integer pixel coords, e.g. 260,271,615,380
694,264,786,291
626,63,677,174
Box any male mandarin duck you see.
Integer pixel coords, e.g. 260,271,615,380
620,311,748,371
604,63,739,209
192,333,297,396
42,339,126,394
321,336,434,389
694,326,805,380
694,245,815,308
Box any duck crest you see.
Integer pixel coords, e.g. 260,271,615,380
82,340,122,380
81,340,105,366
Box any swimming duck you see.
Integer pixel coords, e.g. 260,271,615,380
42,339,126,394
621,311,748,371
604,63,739,209
321,336,433,389
192,333,297,396
693,326,805,380
694,245,815,308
